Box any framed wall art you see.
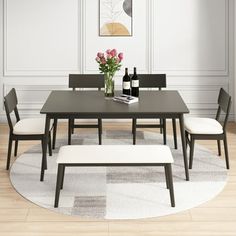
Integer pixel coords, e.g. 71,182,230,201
99,0,132,36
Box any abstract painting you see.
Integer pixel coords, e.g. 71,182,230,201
99,0,132,36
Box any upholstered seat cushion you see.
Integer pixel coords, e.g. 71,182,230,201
57,145,174,164
13,118,52,135
184,117,223,135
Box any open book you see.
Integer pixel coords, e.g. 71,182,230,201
113,94,139,104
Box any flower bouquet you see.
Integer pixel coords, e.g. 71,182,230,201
96,49,123,97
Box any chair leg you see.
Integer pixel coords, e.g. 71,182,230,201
68,119,72,145
98,118,102,145
163,119,167,145
6,135,13,170
71,119,75,134
172,119,178,149
217,140,221,156
185,131,189,149
223,134,230,169
48,132,52,156
40,139,47,181
52,118,58,150
160,119,163,134
189,136,195,169
14,140,18,157
41,139,48,170
132,118,135,134
133,118,137,145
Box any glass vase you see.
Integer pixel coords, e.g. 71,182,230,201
104,72,115,98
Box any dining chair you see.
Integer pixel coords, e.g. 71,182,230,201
4,88,53,170
52,74,104,147
132,74,178,149
185,88,231,169
54,74,104,146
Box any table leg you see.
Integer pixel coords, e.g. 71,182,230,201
172,118,178,149
52,118,58,149
40,115,50,182
179,114,189,181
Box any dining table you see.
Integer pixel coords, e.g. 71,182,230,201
40,90,190,181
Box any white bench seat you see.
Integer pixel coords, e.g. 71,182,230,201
54,145,175,208
57,145,174,164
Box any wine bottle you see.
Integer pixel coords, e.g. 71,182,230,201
123,68,131,95
131,67,139,97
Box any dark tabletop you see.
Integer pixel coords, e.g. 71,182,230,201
40,90,189,119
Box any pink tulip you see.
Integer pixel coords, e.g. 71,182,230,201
95,56,100,62
118,53,123,61
110,49,117,57
107,54,112,59
97,52,104,58
106,49,111,54
101,58,106,64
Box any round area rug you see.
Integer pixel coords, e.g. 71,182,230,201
10,130,227,219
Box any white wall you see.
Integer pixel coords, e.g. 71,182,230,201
0,0,234,121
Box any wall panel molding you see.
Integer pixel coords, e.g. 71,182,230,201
3,0,82,76
151,0,229,76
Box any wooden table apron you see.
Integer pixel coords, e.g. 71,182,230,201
40,90,189,181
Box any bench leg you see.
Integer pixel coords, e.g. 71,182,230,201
164,165,169,189
60,165,65,190
54,164,64,208
166,164,175,207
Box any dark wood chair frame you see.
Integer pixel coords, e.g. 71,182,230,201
52,74,104,147
185,88,231,169
132,74,178,148
4,88,52,173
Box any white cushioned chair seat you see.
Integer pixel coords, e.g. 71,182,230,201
185,117,223,135
13,118,52,135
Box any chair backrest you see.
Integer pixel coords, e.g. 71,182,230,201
215,88,231,130
69,74,104,91
130,74,166,90
4,88,20,132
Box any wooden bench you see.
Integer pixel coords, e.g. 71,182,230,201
54,145,175,208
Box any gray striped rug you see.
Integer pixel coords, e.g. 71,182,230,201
10,130,227,219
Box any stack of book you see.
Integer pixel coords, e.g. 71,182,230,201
113,94,139,104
